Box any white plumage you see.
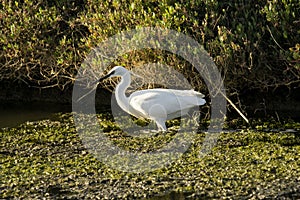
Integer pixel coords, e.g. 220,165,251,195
97,66,206,131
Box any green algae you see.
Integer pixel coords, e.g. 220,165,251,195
0,113,299,199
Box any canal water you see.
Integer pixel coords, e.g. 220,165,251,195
0,102,72,128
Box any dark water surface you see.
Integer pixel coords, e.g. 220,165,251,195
0,102,72,128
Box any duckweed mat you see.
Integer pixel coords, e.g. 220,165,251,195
1,114,299,199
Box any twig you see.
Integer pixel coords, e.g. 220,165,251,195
266,25,285,51
203,69,249,123
222,92,249,123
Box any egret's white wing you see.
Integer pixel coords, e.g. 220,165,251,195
165,89,205,98
129,89,205,120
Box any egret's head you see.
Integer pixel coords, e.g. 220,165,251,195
96,66,128,83
109,66,129,77
93,66,142,86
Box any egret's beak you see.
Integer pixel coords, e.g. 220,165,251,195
98,73,111,82
92,71,114,85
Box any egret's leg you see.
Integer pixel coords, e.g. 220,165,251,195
148,104,167,132
154,118,167,132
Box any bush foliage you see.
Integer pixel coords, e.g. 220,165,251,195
1,0,299,96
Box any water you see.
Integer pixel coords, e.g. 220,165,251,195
0,102,71,128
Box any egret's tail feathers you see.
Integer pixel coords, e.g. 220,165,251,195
197,98,206,105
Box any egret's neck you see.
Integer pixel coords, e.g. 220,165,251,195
115,73,131,112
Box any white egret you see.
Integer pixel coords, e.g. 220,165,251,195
95,66,206,131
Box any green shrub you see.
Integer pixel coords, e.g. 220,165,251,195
0,0,299,107
0,0,88,89
79,0,300,101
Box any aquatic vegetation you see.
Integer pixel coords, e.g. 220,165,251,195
0,113,299,199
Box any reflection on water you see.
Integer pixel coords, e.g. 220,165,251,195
0,102,71,128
